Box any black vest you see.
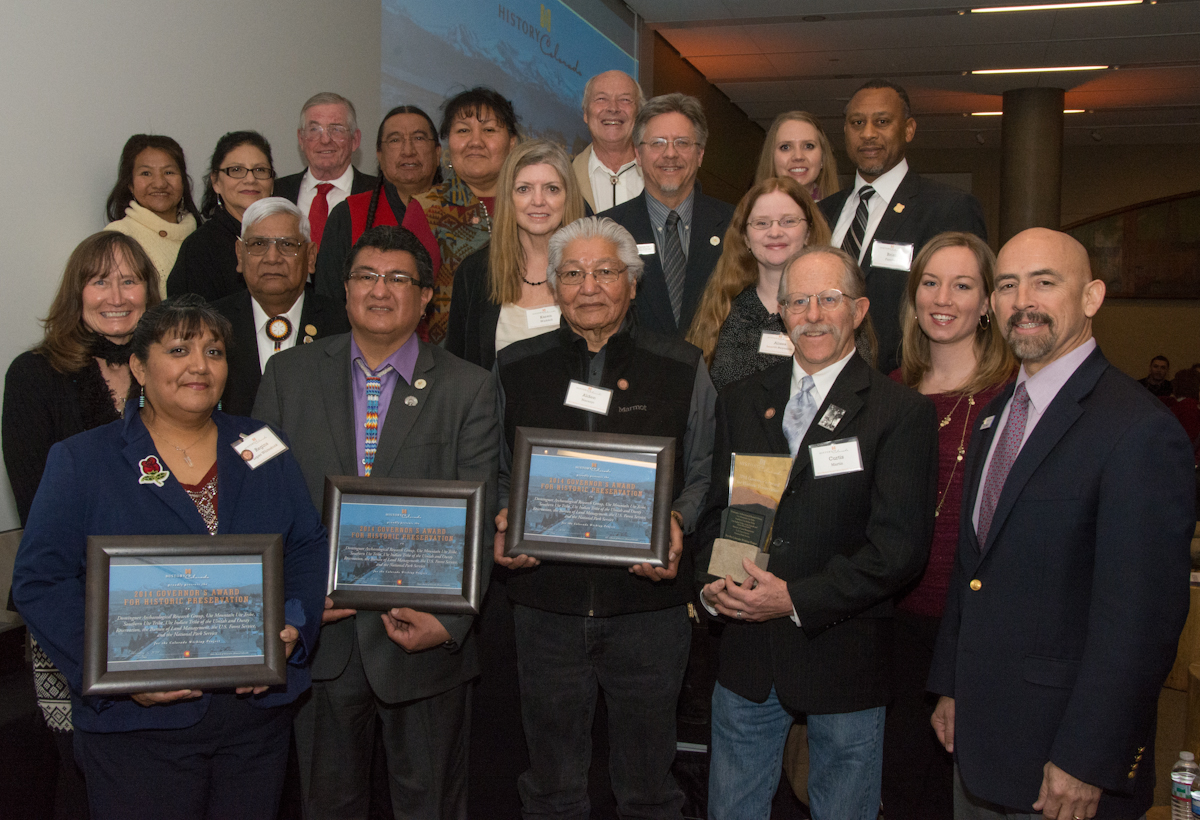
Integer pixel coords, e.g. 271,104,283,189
498,318,700,616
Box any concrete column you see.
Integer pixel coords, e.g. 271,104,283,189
999,87,1064,244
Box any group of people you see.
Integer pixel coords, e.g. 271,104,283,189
3,70,1195,820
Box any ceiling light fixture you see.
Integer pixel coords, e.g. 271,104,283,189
971,1,1141,12
970,109,1086,115
972,65,1108,74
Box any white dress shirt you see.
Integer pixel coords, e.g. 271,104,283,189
250,292,306,374
588,147,643,212
296,165,355,221
830,158,910,264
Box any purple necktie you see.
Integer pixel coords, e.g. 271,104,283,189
977,382,1030,547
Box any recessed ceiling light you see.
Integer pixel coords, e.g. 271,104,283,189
972,0,1141,12
970,109,1086,115
972,65,1108,74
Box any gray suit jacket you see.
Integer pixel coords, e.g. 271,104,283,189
252,332,499,703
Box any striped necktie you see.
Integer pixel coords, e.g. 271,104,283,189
976,382,1030,548
361,363,394,477
661,210,687,325
840,185,875,262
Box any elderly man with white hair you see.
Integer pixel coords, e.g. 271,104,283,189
211,196,349,415
492,215,716,818
572,70,645,213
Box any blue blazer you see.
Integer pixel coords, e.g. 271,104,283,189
928,347,1195,817
12,410,329,733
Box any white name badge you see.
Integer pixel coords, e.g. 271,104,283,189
758,331,794,357
636,243,657,256
808,437,864,478
233,426,289,470
564,380,613,415
871,240,915,272
526,305,561,329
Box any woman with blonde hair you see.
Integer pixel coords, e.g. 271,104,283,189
687,176,830,391
754,111,840,202
882,231,1015,820
447,138,585,369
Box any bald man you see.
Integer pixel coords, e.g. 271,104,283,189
927,229,1195,820
573,70,645,213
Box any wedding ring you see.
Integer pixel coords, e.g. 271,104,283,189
736,610,743,619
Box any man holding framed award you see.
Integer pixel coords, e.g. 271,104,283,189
494,216,716,818
697,246,938,820
253,225,499,819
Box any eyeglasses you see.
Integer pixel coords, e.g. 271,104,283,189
242,237,305,257
555,267,627,286
780,289,853,314
303,124,352,142
747,216,807,232
219,165,274,180
346,270,422,289
639,137,699,153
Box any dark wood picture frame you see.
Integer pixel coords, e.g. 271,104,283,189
83,534,285,697
506,427,675,567
322,476,485,614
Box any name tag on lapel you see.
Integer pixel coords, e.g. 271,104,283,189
871,241,914,271
636,243,656,256
809,437,863,478
233,426,289,470
564,380,612,415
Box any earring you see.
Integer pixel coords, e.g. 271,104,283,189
138,386,145,408
217,400,222,412
978,313,991,330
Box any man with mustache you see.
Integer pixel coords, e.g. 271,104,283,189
573,70,645,213
698,246,938,819
819,79,987,374
928,228,1194,820
605,93,733,338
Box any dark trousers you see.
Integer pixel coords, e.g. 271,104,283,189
512,604,691,820
293,632,470,820
881,610,953,820
74,693,292,820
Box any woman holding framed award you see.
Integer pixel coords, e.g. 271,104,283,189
881,232,1015,820
446,139,586,370
12,295,327,819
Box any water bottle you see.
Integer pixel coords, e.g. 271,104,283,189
1172,750,1199,819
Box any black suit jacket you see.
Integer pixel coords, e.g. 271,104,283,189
603,189,733,337
211,287,350,417
819,169,987,374
698,354,938,714
929,347,1195,817
445,246,500,370
272,166,377,206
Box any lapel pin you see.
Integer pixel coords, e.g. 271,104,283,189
404,395,418,407
710,236,720,246
893,203,905,214
818,405,845,431
304,324,317,337
764,407,776,419
414,378,427,390
303,336,314,344
617,379,629,390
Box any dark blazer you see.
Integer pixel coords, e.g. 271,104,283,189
252,334,499,704
819,169,987,374
11,410,329,733
698,354,938,714
166,207,244,302
928,347,1194,818
272,166,377,206
445,246,500,370
603,189,734,337
211,287,350,417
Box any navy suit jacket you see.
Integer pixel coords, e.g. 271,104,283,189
819,169,987,374
603,189,734,337
928,347,1195,817
11,411,328,733
272,166,377,206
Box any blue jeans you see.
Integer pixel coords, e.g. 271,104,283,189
512,604,691,820
708,682,885,820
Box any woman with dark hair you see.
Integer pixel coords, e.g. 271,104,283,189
881,231,1015,820
12,294,327,819
446,139,585,370
314,105,442,302
687,176,831,391
2,231,162,818
401,87,520,343
104,135,200,289
753,112,840,202
166,131,274,302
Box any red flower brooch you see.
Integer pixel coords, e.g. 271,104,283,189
138,455,170,487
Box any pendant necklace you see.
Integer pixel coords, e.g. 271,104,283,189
934,394,975,517
146,420,214,468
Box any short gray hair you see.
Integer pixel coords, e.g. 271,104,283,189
240,197,311,241
779,246,876,366
581,71,646,113
546,217,644,290
632,93,708,149
298,92,358,134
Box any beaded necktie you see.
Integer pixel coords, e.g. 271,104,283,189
362,365,394,476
